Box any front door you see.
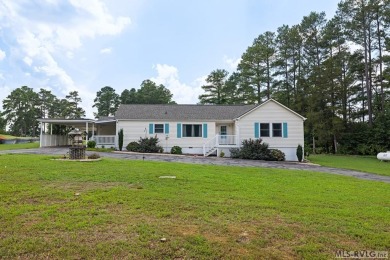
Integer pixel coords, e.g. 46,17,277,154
220,125,227,144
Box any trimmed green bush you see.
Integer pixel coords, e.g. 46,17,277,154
229,148,240,158
126,136,163,153
118,128,124,151
270,149,285,161
87,140,96,148
229,139,285,161
171,146,182,154
296,144,303,162
126,141,140,152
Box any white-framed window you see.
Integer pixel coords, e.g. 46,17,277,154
183,124,202,137
154,124,164,133
272,123,282,137
260,123,270,137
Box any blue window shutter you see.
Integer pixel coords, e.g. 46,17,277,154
149,123,154,134
177,123,182,138
165,123,169,134
203,123,208,138
283,122,288,138
254,122,259,138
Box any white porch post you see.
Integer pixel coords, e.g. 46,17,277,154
85,122,89,147
115,120,118,149
50,123,52,147
235,120,240,147
39,122,43,148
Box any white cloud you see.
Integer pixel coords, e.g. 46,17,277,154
151,64,204,104
0,49,6,61
0,0,131,118
100,47,112,54
223,55,241,71
23,56,33,66
66,51,74,59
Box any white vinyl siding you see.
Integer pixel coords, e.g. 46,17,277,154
238,101,304,160
117,120,216,154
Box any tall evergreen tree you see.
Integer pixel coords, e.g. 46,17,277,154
136,80,174,104
2,86,40,136
120,88,138,104
199,69,230,104
65,91,85,119
93,86,120,117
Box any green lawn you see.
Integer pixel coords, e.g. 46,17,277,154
0,154,389,259
0,142,39,150
0,134,18,139
309,154,390,177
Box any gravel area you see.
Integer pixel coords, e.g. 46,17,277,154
1,147,389,183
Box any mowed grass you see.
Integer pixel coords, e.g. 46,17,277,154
0,142,39,150
0,134,18,139
309,154,390,177
0,155,389,259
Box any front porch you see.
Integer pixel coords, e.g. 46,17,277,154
91,135,116,148
203,134,239,156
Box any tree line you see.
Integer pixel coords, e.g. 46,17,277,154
1,87,85,136
199,0,390,155
0,80,174,136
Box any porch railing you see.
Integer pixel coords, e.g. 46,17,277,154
217,135,238,145
92,135,116,147
203,135,239,156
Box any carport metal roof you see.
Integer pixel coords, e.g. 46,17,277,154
37,118,95,128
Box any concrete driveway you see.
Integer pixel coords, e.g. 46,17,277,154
1,147,389,183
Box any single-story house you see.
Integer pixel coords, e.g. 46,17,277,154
37,99,305,161
114,98,305,160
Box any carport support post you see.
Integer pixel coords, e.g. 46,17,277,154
39,122,43,148
85,122,89,147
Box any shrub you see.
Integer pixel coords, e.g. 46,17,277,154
270,149,285,161
229,139,285,161
118,128,124,151
171,146,182,154
219,151,225,157
126,136,163,153
296,144,303,162
239,139,272,160
87,140,96,148
126,141,140,152
229,148,240,158
88,153,100,159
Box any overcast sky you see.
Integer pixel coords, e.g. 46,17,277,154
0,0,340,118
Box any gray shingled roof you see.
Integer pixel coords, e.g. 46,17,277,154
97,116,115,121
115,104,258,121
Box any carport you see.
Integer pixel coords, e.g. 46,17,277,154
37,118,95,147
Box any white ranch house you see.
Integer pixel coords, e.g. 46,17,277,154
38,99,306,161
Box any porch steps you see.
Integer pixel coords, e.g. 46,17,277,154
204,147,217,157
